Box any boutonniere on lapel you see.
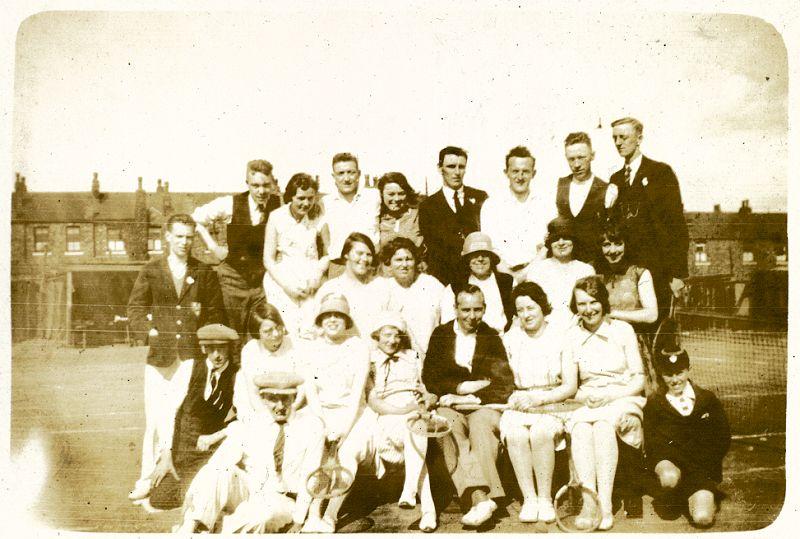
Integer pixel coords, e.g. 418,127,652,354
468,197,476,205
185,276,195,285
701,412,710,419
641,177,649,187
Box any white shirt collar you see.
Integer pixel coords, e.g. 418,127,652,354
206,359,230,376
328,187,361,203
571,173,595,185
626,154,643,182
441,184,465,211
453,319,477,337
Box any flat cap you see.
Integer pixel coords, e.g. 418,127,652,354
254,372,304,394
197,323,239,344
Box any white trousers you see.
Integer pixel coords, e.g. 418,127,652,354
136,358,195,489
184,465,294,532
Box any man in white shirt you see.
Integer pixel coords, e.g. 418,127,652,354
320,153,380,275
481,146,554,282
554,132,618,263
191,160,282,332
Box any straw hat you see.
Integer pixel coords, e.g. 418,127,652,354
460,232,500,265
314,293,354,329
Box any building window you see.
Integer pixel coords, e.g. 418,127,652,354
107,227,126,254
33,226,50,253
66,226,82,253
693,242,709,264
147,227,163,253
742,250,755,264
776,245,787,265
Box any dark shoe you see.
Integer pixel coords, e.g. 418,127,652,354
623,496,643,519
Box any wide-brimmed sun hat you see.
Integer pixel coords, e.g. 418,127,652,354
460,232,500,266
314,293,354,329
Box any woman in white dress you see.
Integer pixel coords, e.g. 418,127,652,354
565,275,646,530
262,173,330,335
499,282,578,523
524,217,594,328
234,302,304,424
299,294,371,533
312,232,382,337
375,237,444,359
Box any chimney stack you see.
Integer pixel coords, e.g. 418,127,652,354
739,199,752,215
91,172,100,198
713,204,721,213
164,181,169,193
137,176,144,191
156,179,163,192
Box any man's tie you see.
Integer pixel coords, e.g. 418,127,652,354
453,191,463,214
257,204,267,225
273,423,285,477
623,164,632,186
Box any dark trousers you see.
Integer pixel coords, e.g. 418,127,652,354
149,450,212,510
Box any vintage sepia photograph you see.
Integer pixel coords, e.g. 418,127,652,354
3,2,793,535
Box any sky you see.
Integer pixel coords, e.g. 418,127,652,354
10,7,790,212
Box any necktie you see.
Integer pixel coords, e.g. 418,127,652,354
206,370,220,402
257,204,267,225
624,164,632,186
453,191,463,214
273,423,285,477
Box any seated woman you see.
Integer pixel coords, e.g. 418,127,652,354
376,237,444,358
299,293,372,533
524,217,594,328
440,232,514,334
594,222,659,395
360,312,438,531
262,173,330,335
565,275,645,530
235,302,304,424
499,282,578,524
376,172,423,252
312,232,383,336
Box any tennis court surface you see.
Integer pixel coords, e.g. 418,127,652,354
10,340,786,533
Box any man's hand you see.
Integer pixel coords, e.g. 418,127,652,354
670,277,685,298
150,450,179,487
617,414,639,434
456,379,491,395
421,392,438,410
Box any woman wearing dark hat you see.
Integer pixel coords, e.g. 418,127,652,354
439,231,515,333
524,217,594,327
299,293,372,532
643,348,731,528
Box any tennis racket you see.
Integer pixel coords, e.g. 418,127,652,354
373,386,453,439
518,399,602,532
305,438,355,500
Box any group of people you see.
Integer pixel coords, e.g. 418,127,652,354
125,116,730,533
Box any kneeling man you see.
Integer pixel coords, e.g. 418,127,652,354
176,372,324,533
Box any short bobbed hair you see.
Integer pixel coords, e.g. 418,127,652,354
570,275,611,315
511,281,552,317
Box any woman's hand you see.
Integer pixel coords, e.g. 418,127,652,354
586,394,611,409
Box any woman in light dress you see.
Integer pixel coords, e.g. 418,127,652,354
312,232,382,337
524,217,594,328
565,275,646,530
262,173,330,335
499,282,578,524
299,294,371,533
375,237,444,358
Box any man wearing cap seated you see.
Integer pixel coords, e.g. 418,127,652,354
422,285,514,528
176,372,325,533
148,323,239,511
643,349,731,528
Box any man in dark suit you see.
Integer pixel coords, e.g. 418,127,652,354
148,323,239,510
419,146,488,286
555,132,618,263
192,160,282,332
127,213,226,502
609,117,689,321
422,285,514,527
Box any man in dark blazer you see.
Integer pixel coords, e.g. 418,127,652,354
422,285,514,527
419,146,488,286
148,323,239,510
609,117,689,322
127,213,226,502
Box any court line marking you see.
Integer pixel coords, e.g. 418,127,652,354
725,466,785,476
38,426,140,434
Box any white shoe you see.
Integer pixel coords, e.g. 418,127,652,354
128,482,151,501
599,513,614,531
461,499,497,527
398,491,417,509
537,499,556,523
419,511,437,533
301,515,335,533
136,498,163,514
518,500,538,523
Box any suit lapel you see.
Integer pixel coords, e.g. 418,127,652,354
177,258,198,303
159,257,180,303
433,190,456,218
